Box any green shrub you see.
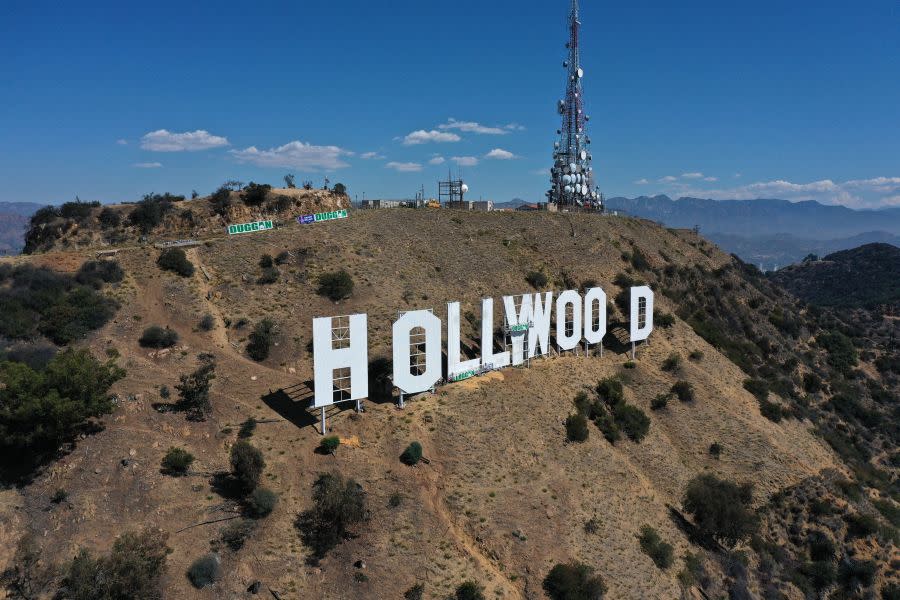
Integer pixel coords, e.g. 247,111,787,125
75,260,124,288
175,358,216,420
671,381,695,403
139,325,178,349
297,471,366,557
743,378,769,401
98,207,121,228
198,314,215,331
596,378,624,405
455,581,485,600
543,562,607,599
259,254,274,268
525,271,548,289
157,248,194,277
661,353,681,372
709,442,722,459
241,182,271,206
246,319,276,361
818,330,858,374
656,312,676,328
845,512,879,539
247,487,277,518
187,553,221,588
129,194,176,234
320,435,340,454
683,474,757,547
161,447,194,475
594,412,621,443
220,519,255,550
808,530,835,562
623,360,636,369
759,398,784,423
317,270,354,301
65,529,170,599
638,525,674,569
209,186,232,216
0,350,124,478
404,583,425,600
802,372,823,393
400,442,423,465
51,488,68,504
688,350,704,361
651,394,670,411
275,251,291,265
837,558,876,589
566,413,589,442
332,182,347,196
613,404,650,442
230,441,265,493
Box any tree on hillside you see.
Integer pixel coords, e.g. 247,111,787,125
246,319,276,361
332,182,347,196
683,474,757,548
317,271,354,302
297,471,366,558
230,440,265,493
543,562,607,599
175,356,216,420
284,174,296,188
241,182,272,207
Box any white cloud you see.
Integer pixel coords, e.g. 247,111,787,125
681,172,704,179
229,140,351,170
402,129,461,145
116,139,128,145
704,176,718,182
504,123,526,131
439,118,507,135
360,151,384,160
451,156,479,167
133,162,162,168
140,129,229,152
428,156,446,165
634,178,650,185
484,148,518,160
385,161,423,172
659,175,678,183
532,168,550,176
652,176,900,209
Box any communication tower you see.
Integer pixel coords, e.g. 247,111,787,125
547,0,602,211
439,171,469,208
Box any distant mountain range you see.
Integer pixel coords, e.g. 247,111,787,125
603,195,900,266
0,202,42,255
770,243,900,308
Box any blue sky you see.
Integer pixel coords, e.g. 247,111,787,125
2,0,899,209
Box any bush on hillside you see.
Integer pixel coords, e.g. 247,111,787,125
186,554,221,589
743,378,769,401
613,404,650,442
59,199,100,221
220,519,255,550
161,447,194,475
297,471,366,558
594,412,621,443
247,487,277,518
638,525,674,569
75,260,124,288
0,349,124,479
157,248,194,277
656,312,676,328
332,182,347,196
259,254,274,268
543,562,607,599
566,413,589,442
63,529,170,600
454,581,485,600
241,182,271,206
317,270,354,301
230,440,265,493
683,473,757,547
818,331,858,374
139,326,178,349
671,380,695,403
404,584,425,600
651,394,670,411
246,319,276,361
198,313,215,331
175,357,216,420
257,267,279,285
319,435,340,454
98,207,121,228
596,378,625,405
661,352,681,372
0,264,118,345
525,271,548,289
129,193,178,234
209,186,232,216
400,441,423,465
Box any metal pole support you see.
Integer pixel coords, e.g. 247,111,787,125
631,342,636,360
320,407,326,435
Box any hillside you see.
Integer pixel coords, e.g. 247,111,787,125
770,243,900,308
1,209,898,599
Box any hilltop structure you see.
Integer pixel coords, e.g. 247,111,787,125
547,0,602,211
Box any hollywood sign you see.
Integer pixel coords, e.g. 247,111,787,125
311,286,654,415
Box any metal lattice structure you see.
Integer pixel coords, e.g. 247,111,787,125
547,0,602,210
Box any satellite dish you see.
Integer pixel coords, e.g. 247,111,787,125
580,150,587,160
563,61,568,67
460,184,469,193
577,67,584,78
569,163,576,172
554,141,560,148
564,185,573,193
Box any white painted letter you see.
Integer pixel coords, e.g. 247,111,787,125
583,287,607,345
392,310,442,394
447,302,480,379
530,292,553,357
630,286,654,342
480,298,510,370
313,314,369,408
502,294,533,365
556,290,583,351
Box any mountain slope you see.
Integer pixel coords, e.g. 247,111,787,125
770,243,900,308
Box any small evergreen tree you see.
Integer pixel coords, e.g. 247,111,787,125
230,440,265,493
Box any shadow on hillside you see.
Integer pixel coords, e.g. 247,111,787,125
261,383,318,430
603,321,633,355
0,421,106,487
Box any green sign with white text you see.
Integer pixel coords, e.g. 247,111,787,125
227,220,274,235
